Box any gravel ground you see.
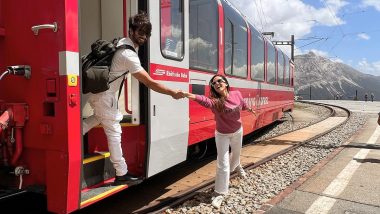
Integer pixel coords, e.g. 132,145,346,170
165,106,367,214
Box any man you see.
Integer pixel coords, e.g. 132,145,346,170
83,12,183,185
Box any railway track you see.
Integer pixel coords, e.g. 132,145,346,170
77,102,351,214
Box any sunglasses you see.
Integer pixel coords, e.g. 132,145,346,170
211,79,225,86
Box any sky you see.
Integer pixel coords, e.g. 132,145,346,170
228,0,380,76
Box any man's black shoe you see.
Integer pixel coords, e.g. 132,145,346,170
113,173,141,186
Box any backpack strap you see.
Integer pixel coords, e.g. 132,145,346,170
108,44,136,101
108,45,136,84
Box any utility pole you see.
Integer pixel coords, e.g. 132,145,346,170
273,35,295,61
355,90,358,101
309,85,312,100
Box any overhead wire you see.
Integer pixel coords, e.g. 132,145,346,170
297,38,327,49
258,0,268,28
314,0,345,51
321,0,345,36
253,0,265,31
296,36,326,41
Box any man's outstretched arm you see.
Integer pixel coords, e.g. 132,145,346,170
132,70,183,99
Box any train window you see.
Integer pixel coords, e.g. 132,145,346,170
225,19,233,75
160,0,184,60
267,43,276,84
223,2,248,78
233,24,248,78
250,25,264,82
284,56,290,86
189,0,218,72
277,51,285,85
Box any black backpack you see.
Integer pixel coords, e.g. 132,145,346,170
81,38,135,94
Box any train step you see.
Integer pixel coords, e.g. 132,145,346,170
80,177,143,208
82,152,115,189
80,163,143,208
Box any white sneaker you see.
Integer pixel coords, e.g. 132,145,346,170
236,166,247,179
211,195,224,208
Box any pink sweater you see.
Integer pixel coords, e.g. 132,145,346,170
195,90,249,134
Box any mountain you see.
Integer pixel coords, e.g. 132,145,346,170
294,52,380,101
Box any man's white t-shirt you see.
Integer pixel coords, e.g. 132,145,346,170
108,37,143,93
88,37,143,120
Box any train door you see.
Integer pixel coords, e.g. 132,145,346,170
1,0,82,213
80,0,140,122
78,0,150,208
146,0,189,177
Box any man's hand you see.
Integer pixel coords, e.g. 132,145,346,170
133,71,184,99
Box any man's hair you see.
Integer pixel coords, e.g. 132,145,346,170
129,12,152,37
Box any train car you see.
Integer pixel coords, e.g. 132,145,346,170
0,0,294,213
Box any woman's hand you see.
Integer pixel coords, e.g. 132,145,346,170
182,91,196,100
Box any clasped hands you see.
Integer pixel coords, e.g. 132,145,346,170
171,90,188,100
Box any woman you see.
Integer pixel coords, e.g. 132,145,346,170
183,74,256,208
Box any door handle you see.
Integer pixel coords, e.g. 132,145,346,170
31,22,58,35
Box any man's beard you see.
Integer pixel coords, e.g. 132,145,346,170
131,34,146,46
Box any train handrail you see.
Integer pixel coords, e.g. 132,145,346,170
31,22,58,35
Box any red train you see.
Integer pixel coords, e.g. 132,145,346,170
0,0,294,213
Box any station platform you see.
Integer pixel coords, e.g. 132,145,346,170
265,101,380,214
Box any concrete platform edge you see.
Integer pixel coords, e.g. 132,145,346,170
255,125,363,213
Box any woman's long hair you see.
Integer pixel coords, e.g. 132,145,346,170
209,74,230,112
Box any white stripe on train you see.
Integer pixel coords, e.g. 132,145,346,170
189,71,294,92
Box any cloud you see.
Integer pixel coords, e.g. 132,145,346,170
357,33,370,40
228,0,348,56
362,0,380,11
357,58,380,75
228,0,347,38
